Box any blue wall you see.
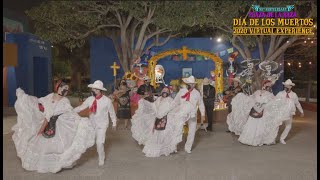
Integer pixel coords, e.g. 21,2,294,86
6,33,52,106
90,37,284,94
90,37,124,88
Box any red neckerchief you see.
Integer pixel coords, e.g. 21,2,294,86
181,88,193,101
90,94,103,113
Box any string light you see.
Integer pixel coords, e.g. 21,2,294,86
304,41,307,43
279,63,282,66
309,62,312,65
308,38,310,40
299,62,301,65
288,62,291,66
311,41,314,43
299,65,301,68
286,41,290,43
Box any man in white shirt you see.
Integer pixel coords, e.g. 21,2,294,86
173,76,205,153
74,80,117,166
276,79,304,144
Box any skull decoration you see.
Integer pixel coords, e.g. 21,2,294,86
258,61,283,85
155,65,166,84
238,58,260,95
226,52,239,86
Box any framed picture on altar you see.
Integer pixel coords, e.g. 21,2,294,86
182,68,192,78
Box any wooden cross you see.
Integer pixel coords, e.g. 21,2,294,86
182,46,188,60
110,62,120,77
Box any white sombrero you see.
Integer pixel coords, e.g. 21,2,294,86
182,75,196,84
240,58,260,68
88,80,107,91
282,79,295,87
259,61,278,71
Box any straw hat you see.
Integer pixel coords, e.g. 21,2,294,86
88,80,107,91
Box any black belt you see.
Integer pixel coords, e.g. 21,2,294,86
42,114,62,138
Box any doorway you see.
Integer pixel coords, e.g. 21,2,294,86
33,57,49,98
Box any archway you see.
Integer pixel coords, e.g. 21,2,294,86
147,46,224,94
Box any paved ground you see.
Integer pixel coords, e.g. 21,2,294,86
3,109,317,180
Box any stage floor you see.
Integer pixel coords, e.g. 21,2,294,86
3,110,317,180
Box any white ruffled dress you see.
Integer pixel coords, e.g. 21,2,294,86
226,93,255,135
131,97,193,157
131,98,157,145
229,90,295,146
12,88,95,173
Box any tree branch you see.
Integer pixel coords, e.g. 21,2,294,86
256,35,265,61
265,35,276,60
232,36,247,59
237,36,251,58
124,14,133,28
275,36,287,49
268,36,299,61
114,9,123,27
130,20,141,55
143,33,179,55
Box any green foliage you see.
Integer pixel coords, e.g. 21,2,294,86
52,58,72,79
26,1,109,49
26,0,316,55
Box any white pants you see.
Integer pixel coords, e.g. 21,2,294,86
95,128,107,161
280,118,292,141
185,117,197,152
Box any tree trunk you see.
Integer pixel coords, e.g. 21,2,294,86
70,66,78,91
120,28,129,72
70,59,82,92
306,80,312,102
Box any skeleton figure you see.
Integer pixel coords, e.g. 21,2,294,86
155,65,167,86
238,59,260,95
226,52,239,86
259,61,283,85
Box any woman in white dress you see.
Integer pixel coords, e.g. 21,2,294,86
131,87,193,157
12,80,95,173
226,91,255,135
130,96,157,145
231,80,295,146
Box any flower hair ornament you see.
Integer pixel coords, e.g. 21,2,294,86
54,79,62,92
